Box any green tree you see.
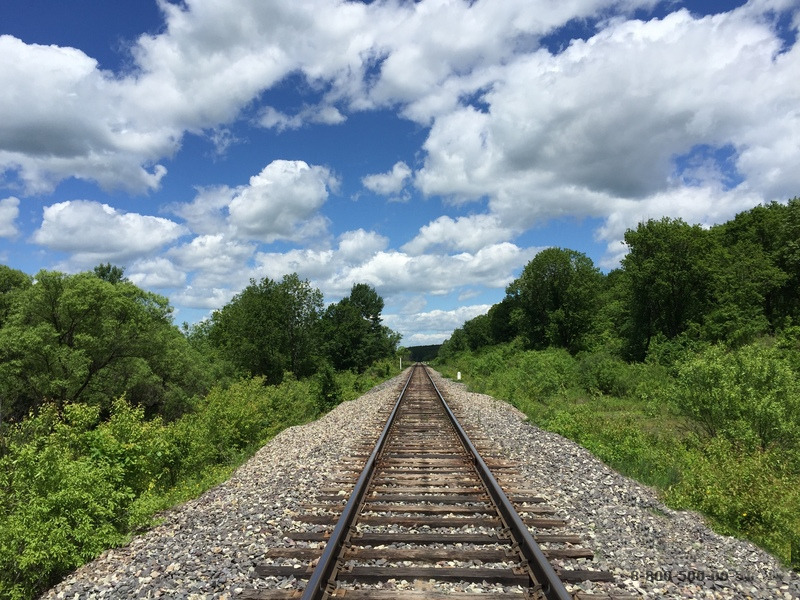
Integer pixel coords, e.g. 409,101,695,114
208,274,323,383
0,270,206,419
714,198,800,328
674,344,800,451
702,236,786,345
0,265,31,328
92,263,126,284
487,297,519,344
319,283,398,372
462,313,492,351
622,218,712,360
507,247,603,353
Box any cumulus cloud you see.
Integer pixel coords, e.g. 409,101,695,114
362,162,412,196
254,240,536,301
383,304,493,346
228,160,336,243
0,197,20,238
0,35,170,194
259,104,346,131
168,234,255,288
402,214,515,255
128,257,187,289
31,200,187,265
411,5,800,264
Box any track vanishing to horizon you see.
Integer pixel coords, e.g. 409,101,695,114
244,365,630,599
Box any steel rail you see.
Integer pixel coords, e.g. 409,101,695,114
423,366,572,600
300,365,417,600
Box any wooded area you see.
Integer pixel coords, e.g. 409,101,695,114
437,198,800,569
0,268,400,599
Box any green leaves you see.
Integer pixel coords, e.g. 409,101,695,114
507,247,604,354
0,270,207,419
674,344,800,451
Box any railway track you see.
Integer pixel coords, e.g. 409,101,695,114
245,365,632,599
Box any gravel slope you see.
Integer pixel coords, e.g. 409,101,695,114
41,369,800,600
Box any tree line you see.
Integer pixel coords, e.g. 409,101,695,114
436,198,800,567
0,267,399,423
441,198,800,363
0,266,401,599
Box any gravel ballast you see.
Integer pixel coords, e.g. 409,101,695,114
42,369,800,599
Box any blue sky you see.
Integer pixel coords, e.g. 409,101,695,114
1,0,798,345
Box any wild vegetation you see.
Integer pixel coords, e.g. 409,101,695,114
435,198,800,569
0,266,401,600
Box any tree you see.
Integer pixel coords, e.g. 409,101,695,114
0,270,206,419
621,218,712,359
710,199,800,327
208,274,323,383
507,247,604,353
93,263,126,284
319,283,398,372
487,297,519,345
462,313,492,351
0,265,31,328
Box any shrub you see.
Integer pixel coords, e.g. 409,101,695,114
674,344,800,450
666,437,800,566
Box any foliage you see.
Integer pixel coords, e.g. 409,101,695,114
0,270,209,420
673,344,800,450
666,437,800,567
0,374,325,600
507,247,604,353
621,217,713,359
319,283,400,372
435,341,800,567
207,274,324,384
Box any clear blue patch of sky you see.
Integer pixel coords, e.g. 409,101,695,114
0,0,164,71
672,143,744,190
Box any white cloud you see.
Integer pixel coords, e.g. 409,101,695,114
383,304,493,346
128,257,187,289
0,35,170,194
253,241,535,300
258,104,346,131
172,286,237,310
169,185,236,236
596,185,765,268
168,234,255,288
362,161,412,195
228,160,335,243
337,229,389,263
31,200,187,265
402,214,515,255
0,197,20,238
412,5,800,264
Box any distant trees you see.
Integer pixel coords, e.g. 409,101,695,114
621,218,713,359
319,283,400,372
508,247,603,353
200,277,399,380
207,274,324,384
441,197,800,363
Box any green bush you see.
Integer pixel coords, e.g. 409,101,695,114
0,374,326,600
667,437,800,567
674,344,800,450
437,340,800,567
577,351,632,397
